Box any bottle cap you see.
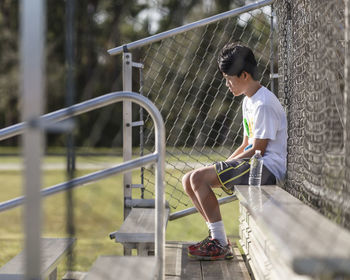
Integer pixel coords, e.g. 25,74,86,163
256,150,261,154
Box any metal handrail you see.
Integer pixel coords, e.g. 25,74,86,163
0,153,158,212
108,0,275,56
0,91,166,280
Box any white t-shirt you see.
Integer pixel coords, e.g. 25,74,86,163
242,86,287,180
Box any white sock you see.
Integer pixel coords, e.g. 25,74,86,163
209,221,228,246
206,221,210,232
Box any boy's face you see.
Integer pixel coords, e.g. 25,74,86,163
223,73,247,97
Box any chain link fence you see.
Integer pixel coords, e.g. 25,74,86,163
130,5,275,210
276,0,350,229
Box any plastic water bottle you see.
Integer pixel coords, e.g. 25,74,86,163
249,150,263,187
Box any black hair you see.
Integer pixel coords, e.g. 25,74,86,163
217,43,259,80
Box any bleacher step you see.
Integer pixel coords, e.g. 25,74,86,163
0,238,75,280
62,271,87,280
165,241,251,280
84,256,156,280
109,207,170,248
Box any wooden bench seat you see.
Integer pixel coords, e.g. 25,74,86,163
84,256,157,280
109,207,170,255
0,238,75,280
235,185,350,280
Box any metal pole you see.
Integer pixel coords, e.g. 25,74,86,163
122,53,133,256
169,195,237,221
154,100,165,280
270,4,275,94
65,0,76,273
65,0,76,174
139,68,145,199
345,0,350,188
20,0,45,278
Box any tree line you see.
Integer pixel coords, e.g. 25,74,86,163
0,0,269,148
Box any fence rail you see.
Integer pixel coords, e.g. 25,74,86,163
108,0,275,56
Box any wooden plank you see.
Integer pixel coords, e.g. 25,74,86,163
240,224,267,280
113,208,170,244
240,200,310,280
235,185,350,277
232,246,251,280
201,260,233,280
246,205,310,280
165,241,251,280
165,242,183,279
179,242,202,280
200,244,251,280
85,256,156,280
165,242,202,280
116,208,155,243
263,186,350,255
0,238,75,280
62,271,87,280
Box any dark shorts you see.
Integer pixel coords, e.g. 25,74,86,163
214,159,276,194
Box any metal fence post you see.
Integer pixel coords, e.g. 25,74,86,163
20,0,45,278
345,0,350,188
123,52,133,255
270,4,276,94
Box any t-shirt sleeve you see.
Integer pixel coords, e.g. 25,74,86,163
253,104,279,140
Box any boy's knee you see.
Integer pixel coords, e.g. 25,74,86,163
190,170,205,191
182,172,192,193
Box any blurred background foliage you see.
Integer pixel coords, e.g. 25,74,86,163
0,0,265,148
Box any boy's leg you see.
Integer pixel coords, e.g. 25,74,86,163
189,166,222,223
182,170,209,222
184,166,229,244
183,169,213,251
183,166,234,260
183,166,223,222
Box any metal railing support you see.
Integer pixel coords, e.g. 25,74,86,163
270,4,276,93
122,52,133,256
20,0,46,278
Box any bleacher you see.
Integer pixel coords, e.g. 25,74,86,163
1,0,350,279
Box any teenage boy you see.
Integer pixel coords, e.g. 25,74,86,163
182,43,287,260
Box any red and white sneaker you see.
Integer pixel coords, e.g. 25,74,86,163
188,238,233,261
188,233,211,253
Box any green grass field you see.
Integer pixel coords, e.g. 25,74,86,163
0,155,239,277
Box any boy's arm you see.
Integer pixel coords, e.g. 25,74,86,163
226,136,249,161
233,138,269,160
